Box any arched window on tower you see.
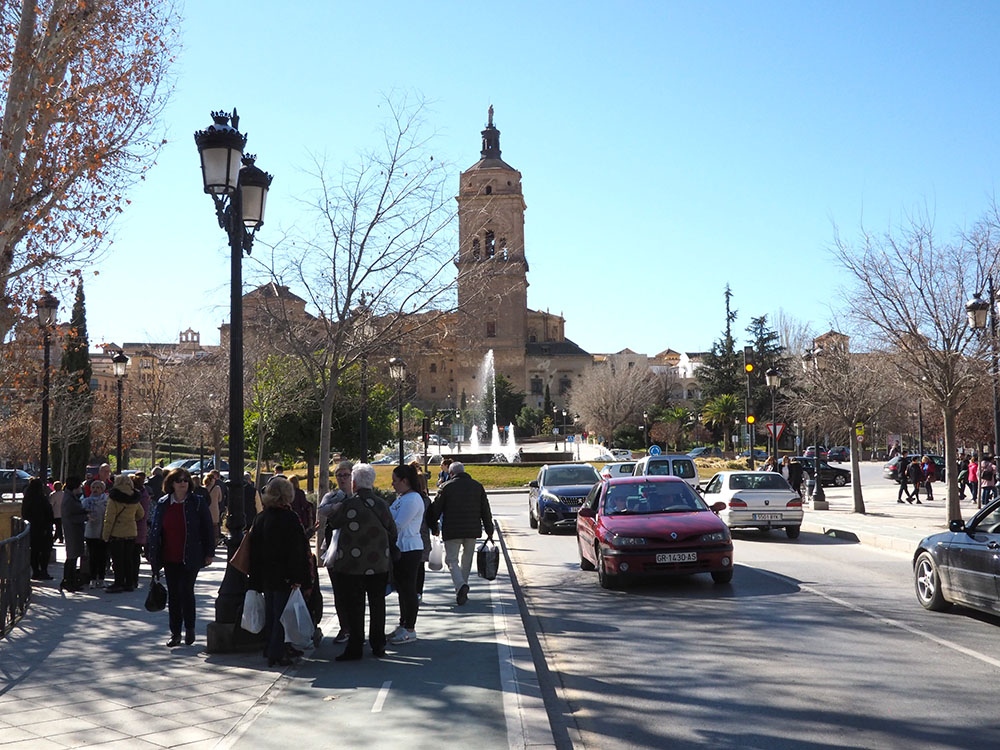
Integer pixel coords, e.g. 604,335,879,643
485,231,495,258
485,185,492,195
430,363,437,373
472,237,480,259
500,237,508,260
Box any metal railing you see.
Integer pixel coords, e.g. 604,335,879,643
0,517,31,639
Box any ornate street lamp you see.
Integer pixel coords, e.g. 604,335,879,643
766,367,781,463
195,109,273,652
802,347,827,507
36,292,58,482
967,285,1000,456
112,351,128,471
389,357,407,465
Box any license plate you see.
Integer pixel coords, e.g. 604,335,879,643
656,552,697,563
752,513,783,520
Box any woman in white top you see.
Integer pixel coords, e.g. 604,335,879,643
388,463,427,645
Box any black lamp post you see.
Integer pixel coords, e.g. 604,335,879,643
36,292,58,482
389,357,407,465
112,351,128,470
967,285,1000,456
195,109,272,652
642,410,649,450
766,367,781,463
802,347,827,506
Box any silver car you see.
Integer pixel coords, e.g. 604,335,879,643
703,470,804,539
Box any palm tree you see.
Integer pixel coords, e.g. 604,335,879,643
701,394,742,455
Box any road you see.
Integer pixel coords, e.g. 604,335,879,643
492,483,1000,750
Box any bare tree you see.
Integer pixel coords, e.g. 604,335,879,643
0,0,178,336
49,368,92,478
130,351,189,465
249,95,467,496
571,362,658,441
834,212,992,523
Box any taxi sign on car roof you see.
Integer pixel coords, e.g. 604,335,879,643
649,445,662,456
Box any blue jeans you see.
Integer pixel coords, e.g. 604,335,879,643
263,589,292,661
981,485,995,507
163,563,198,637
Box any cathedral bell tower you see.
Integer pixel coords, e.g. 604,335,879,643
455,107,529,396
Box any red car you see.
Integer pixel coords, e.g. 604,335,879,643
576,476,734,589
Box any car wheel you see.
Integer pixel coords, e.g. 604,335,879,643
538,516,551,535
597,546,619,589
786,525,801,539
833,474,848,487
711,569,733,584
528,503,538,529
914,551,951,611
579,540,596,571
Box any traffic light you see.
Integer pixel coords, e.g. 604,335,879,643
422,417,431,442
746,414,756,425
743,345,755,374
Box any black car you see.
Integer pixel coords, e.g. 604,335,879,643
794,456,851,487
0,468,32,497
883,454,946,482
913,498,1000,615
528,463,601,535
827,446,850,462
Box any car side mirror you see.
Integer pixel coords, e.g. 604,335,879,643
578,507,595,519
528,480,539,488
710,501,726,514
949,519,967,533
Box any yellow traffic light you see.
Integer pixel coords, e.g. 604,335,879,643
746,415,756,424
745,363,754,373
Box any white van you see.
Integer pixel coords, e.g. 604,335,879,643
631,454,701,492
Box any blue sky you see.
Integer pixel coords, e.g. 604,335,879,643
81,1,1000,356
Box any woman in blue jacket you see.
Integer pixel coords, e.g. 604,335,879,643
146,468,215,647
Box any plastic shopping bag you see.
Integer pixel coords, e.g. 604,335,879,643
280,587,314,646
428,534,444,571
241,589,265,634
320,528,340,568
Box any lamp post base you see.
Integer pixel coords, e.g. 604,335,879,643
812,499,830,510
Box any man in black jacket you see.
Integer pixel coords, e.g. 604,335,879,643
428,462,493,605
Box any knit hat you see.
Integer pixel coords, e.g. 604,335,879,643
112,474,135,496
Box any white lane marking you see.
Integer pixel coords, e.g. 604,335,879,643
371,680,391,713
489,561,527,750
757,568,1000,670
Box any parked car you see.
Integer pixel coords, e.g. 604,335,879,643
528,463,601,535
796,456,851,487
164,458,200,471
631,454,701,492
738,449,770,462
188,458,230,476
688,446,724,459
609,448,633,461
703,471,803,539
599,462,636,480
803,445,829,458
576,476,734,588
913,498,1000,615
0,468,32,498
827,446,850,462
426,435,449,446
883,454,946,482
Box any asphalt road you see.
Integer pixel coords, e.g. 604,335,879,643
492,487,1000,750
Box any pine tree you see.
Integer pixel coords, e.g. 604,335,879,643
746,315,790,427
543,383,553,419
51,281,93,479
696,285,742,402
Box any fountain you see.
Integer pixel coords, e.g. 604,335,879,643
473,349,521,462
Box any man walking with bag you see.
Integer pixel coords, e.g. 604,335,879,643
428,462,493,606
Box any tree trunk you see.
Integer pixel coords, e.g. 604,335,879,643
943,406,963,525
318,372,338,498
850,443,866,514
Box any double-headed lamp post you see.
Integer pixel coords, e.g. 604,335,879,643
36,292,58,482
765,367,781,464
802,347,827,507
195,110,272,652
112,352,128,471
966,286,1000,456
389,357,407,465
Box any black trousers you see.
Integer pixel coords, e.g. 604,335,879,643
393,550,423,630
334,571,388,656
326,567,349,633
108,538,137,589
29,535,51,576
85,538,107,580
163,562,199,637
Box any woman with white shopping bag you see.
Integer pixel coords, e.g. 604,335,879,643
247,476,312,667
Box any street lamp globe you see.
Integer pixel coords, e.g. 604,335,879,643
388,357,407,381
194,111,246,195
112,351,129,378
765,367,781,389
967,292,990,330
239,155,273,229
36,291,58,327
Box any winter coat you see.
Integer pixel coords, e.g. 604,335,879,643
101,488,145,541
82,493,108,539
247,506,311,592
969,461,979,483
428,472,493,541
61,490,89,559
906,461,924,486
327,487,397,575
135,488,151,546
390,490,425,553
22,488,54,546
146,492,215,572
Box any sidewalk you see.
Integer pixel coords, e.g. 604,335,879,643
0,535,554,750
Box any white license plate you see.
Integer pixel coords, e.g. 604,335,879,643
656,552,697,563
752,513,783,520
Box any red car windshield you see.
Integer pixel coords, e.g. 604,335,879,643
604,482,707,515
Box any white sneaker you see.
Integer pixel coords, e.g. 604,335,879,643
388,625,405,639
390,629,417,645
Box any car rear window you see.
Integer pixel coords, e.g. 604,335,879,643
672,460,696,479
604,482,706,514
729,474,792,490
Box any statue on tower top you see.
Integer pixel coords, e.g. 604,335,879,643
488,105,494,127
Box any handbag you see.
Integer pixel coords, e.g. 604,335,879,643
229,529,252,575
241,589,265,633
145,573,167,612
428,534,444,571
476,539,500,581
280,587,313,647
